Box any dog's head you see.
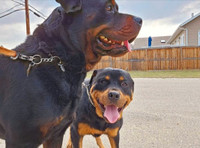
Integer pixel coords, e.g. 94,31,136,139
53,0,142,70
88,68,134,123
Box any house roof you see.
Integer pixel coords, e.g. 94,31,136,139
133,36,171,49
167,12,200,43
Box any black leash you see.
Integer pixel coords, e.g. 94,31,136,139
11,53,65,76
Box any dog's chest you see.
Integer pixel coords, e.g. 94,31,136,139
37,69,86,140
39,114,71,140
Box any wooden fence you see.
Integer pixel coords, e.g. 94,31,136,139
93,46,200,71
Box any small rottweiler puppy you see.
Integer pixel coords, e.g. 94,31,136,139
67,68,134,148
0,0,141,147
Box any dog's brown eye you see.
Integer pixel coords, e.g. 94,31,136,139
106,5,113,11
121,82,128,87
100,79,108,85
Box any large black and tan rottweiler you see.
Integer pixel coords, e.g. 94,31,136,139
67,68,134,148
0,0,141,147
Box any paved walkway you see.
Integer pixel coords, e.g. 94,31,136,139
1,78,200,148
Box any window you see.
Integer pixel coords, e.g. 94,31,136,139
160,40,166,43
180,34,185,46
198,31,200,46
176,38,180,45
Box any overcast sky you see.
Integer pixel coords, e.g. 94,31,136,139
0,0,200,48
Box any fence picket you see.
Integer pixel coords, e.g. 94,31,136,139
94,47,200,71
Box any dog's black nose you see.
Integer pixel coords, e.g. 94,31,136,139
108,91,120,101
134,16,142,26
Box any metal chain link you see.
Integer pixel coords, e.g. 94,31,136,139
11,53,65,76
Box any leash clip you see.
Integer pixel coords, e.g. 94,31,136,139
10,53,19,60
11,53,31,61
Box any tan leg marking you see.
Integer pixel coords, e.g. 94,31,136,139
95,137,105,148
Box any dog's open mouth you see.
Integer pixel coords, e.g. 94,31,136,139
97,100,126,124
97,35,133,53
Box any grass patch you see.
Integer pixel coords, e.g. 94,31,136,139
87,70,200,78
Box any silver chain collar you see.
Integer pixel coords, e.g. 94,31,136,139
82,83,95,107
11,53,65,76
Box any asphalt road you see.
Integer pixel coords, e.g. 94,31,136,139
0,78,200,148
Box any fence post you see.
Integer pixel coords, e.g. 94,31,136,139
180,47,183,70
145,48,148,71
197,47,199,69
110,57,112,67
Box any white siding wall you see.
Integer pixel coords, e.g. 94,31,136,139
171,31,186,46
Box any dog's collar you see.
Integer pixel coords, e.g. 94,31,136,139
11,53,65,76
82,83,95,107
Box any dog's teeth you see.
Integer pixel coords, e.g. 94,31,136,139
108,40,112,44
112,42,116,44
121,41,124,46
104,38,108,42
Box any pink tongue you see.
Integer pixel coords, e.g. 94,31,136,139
124,40,132,52
104,105,120,124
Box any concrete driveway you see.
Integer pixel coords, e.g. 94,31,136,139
0,78,200,148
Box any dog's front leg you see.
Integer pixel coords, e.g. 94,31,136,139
69,126,83,148
108,134,120,148
95,137,105,148
43,134,64,148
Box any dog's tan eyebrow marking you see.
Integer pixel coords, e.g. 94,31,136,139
105,76,110,80
119,76,124,81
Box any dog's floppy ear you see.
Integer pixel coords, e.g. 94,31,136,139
89,70,98,85
56,0,82,13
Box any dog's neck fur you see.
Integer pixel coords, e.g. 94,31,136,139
14,7,100,72
14,14,85,69
13,6,103,74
